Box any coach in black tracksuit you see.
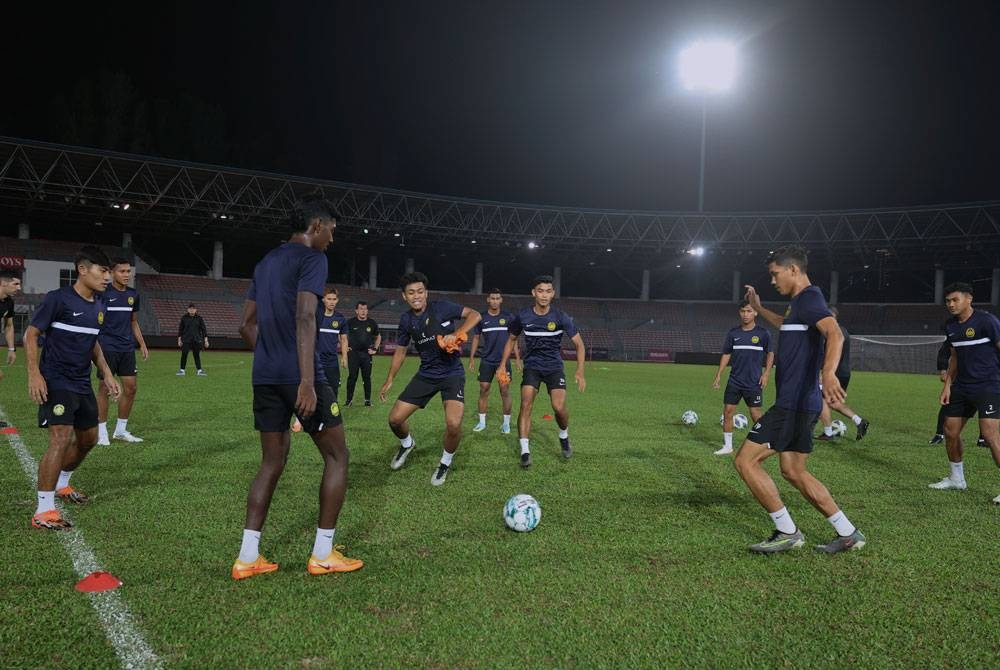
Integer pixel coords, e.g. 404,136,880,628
345,301,381,406
177,303,209,375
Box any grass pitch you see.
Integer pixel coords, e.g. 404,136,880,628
2,352,999,668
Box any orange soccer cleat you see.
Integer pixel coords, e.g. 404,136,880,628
32,509,73,530
307,546,364,575
56,486,90,504
231,555,279,580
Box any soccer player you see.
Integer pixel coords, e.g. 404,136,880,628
928,282,1000,502
497,275,586,468
232,195,362,580
815,306,870,442
0,268,22,388
379,272,481,486
317,287,349,402
928,338,952,445
736,245,866,553
24,246,121,530
468,288,521,434
96,259,149,445
176,303,208,376
712,300,773,456
344,301,381,406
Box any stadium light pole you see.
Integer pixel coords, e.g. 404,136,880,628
679,40,737,212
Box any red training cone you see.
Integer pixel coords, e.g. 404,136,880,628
75,571,122,592
541,414,554,420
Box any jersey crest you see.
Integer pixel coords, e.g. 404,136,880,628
98,312,105,325
547,322,556,331
966,327,975,338
127,296,135,305
751,335,760,344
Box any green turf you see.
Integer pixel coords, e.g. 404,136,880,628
2,352,999,668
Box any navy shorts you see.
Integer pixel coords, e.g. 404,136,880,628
724,383,762,408
253,383,343,433
747,406,820,454
521,368,566,393
398,374,465,408
38,388,99,430
942,388,1000,419
97,350,138,378
478,361,511,384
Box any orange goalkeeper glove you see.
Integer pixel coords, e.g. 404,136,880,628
496,370,511,385
436,331,468,353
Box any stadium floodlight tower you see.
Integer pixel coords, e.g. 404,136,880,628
678,40,737,212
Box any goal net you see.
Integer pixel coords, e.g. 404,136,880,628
849,335,945,374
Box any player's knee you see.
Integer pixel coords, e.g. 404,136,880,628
779,466,804,486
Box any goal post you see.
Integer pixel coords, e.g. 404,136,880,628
849,335,945,374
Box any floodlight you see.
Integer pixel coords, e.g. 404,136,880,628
679,41,737,92
527,241,538,250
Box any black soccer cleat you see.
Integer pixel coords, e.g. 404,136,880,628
928,434,944,445
855,418,870,441
520,452,532,468
559,437,572,459
978,436,988,448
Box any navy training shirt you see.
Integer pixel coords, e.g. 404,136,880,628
98,284,140,353
396,300,466,379
316,308,347,365
508,306,578,374
945,309,1000,394
247,243,328,385
722,325,771,390
774,285,832,413
31,286,105,394
473,310,514,365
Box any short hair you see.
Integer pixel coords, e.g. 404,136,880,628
766,245,808,271
738,299,751,309
531,275,554,290
75,245,112,270
288,193,341,234
188,303,196,308
399,272,429,291
111,257,132,269
324,286,338,296
0,268,21,282
487,288,503,296
943,282,974,297
355,300,367,308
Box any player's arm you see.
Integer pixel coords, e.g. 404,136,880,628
496,334,518,383
713,353,731,389
816,316,845,405
201,316,209,348
130,314,149,361
4,315,15,365
177,317,184,348
940,348,957,406
339,333,349,368
371,327,382,354
24,325,46,403
239,300,258,349
92,341,121,401
378,345,409,401
294,291,319,417
760,351,775,388
467,333,480,371
512,337,522,370
571,332,586,392
744,285,783,328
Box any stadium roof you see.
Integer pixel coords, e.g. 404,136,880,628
2,136,999,273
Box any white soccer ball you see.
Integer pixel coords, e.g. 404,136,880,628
682,410,699,425
504,494,541,532
831,419,848,437
733,413,749,430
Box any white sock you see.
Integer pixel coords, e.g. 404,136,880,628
478,413,486,424
519,438,530,455
36,491,55,515
769,506,796,534
401,434,413,449
950,461,965,482
852,415,863,426
723,432,733,448
558,428,569,439
56,470,73,490
97,422,108,440
502,414,511,426
116,418,128,434
239,529,261,563
824,425,834,437
312,527,335,558
441,450,454,467
826,510,857,537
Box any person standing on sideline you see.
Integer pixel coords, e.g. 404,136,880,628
815,306,870,442
232,195,362,580
344,301,380,406
379,272,481,486
0,268,22,388
736,245,866,554
497,275,586,468
96,259,149,445
928,282,1000,502
317,287,349,402
468,288,521,434
177,303,208,376
24,246,121,530
712,300,773,455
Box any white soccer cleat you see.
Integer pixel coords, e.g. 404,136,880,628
176,369,186,376
500,424,511,434
993,493,1000,505
196,369,207,377
113,431,144,443
472,422,487,432
928,476,967,490
96,435,111,446
713,446,734,456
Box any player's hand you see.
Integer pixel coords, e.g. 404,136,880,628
28,371,47,404
436,331,467,353
341,358,348,369
759,373,769,390
379,379,393,402
496,369,511,385
820,371,845,406
6,350,15,365
940,386,951,406
295,380,317,417
515,359,524,372
204,338,210,349
177,337,182,347
468,359,476,372
140,345,150,361
712,377,720,390
104,376,122,402
575,370,586,392
744,285,762,311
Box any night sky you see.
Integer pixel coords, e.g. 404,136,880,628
4,1,998,215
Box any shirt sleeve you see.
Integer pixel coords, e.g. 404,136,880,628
722,331,734,354
440,301,464,326
30,291,59,332
297,252,327,297
132,292,141,313
561,311,578,338
199,316,207,338
800,290,833,328
372,321,381,337
396,314,411,347
247,277,257,301
764,330,774,353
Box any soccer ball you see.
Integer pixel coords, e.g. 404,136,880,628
682,410,699,425
733,413,749,430
831,419,848,437
504,494,541,532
